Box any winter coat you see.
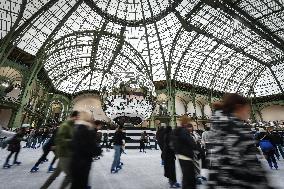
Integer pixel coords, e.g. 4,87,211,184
112,130,128,146
206,110,273,189
171,127,197,159
55,120,75,157
7,134,23,152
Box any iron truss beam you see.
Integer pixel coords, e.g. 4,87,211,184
140,0,153,81
171,33,200,79
170,1,204,80
89,21,108,71
268,66,284,93
201,0,284,52
98,27,126,91
145,0,168,81
83,0,183,27
174,11,271,68
0,0,27,66
38,0,84,54
192,44,220,86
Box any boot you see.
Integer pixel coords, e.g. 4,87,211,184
13,161,21,165
170,182,181,188
48,166,55,172
30,166,39,172
111,168,118,174
3,164,11,169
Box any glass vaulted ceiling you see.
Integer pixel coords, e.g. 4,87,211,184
0,0,284,96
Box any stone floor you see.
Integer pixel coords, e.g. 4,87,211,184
0,146,283,189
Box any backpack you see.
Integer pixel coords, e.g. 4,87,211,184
259,140,274,152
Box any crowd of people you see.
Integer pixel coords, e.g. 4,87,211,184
0,93,282,189
155,93,280,189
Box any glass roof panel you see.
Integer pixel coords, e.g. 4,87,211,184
254,67,281,96
1,0,283,96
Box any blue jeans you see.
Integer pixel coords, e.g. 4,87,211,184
111,145,121,170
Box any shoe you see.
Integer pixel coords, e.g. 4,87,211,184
3,164,11,169
30,167,39,172
111,169,118,174
116,165,122,170
119,162,124,166
43,159,49,162
201,176,207,181
48,166,55,172
275,165,279,170
170,182,181,188
13,161,21,165
196,178,202,185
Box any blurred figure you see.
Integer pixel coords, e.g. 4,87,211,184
146,134,151,150
0,126,15,149
258,131,278,169
40,111,79,189
139,131,147,153
163,126,180,188
201,126,213,169
172,116,197,189
266,127,284,160
3,128,25,168
156,125,165,165
70,114,103,189
30,127,58,173
102,130,110,152
153,135,158,150
207,93,273,188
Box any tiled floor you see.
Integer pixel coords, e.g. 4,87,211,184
0,146,283,189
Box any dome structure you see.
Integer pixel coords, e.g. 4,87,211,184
0,0,283,97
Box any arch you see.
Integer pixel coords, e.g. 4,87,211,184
203,104,212,118
260,105,284,122
175,97,186,116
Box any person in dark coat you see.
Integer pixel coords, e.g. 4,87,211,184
267,127,284,160
30,127,58,172
258,132,278,169
207,93,273,189
111,125,129,173
163,126,180,188
3,128,25,168
172,116,197,189
70,112,102,189
139,131,147,153
156,125,165,165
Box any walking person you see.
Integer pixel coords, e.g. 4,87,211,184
156,124,165,165
70,114,103,189
102,131,110,152
3,128,25,168
139,131,146,153
172,116,197,189
267,127,284,160
206,93,273,188
163,126,180,188
258,131,278,169
40,111,79,189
